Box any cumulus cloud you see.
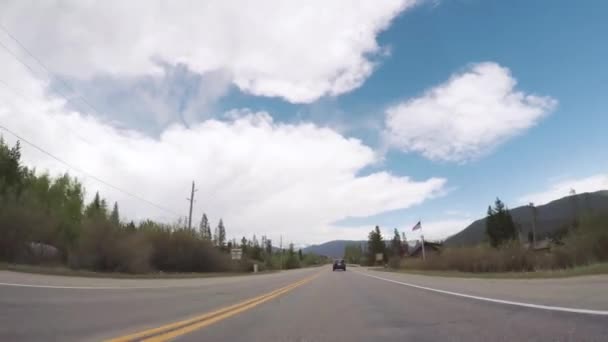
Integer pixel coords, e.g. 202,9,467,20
0,0,416,104
518,174,608,206
0,51,445,245
385,62,557,162
414,218,473,241
62,65,233,135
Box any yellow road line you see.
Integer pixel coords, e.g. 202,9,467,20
105,272,321,342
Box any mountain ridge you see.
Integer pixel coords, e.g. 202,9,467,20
302,240,366,259
303,190,608,255
444,190,608,246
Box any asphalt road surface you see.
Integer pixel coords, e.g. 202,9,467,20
1,267,607,341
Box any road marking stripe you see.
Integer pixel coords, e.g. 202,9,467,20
140,278,313,342
0,282,184,290
354,271,608,316
105,272,320,342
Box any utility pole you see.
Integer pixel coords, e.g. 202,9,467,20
529,202,537,248
187,181,198,231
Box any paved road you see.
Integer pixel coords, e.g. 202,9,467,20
1,267,607,341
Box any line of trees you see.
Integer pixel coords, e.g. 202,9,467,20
0,138,326,273
348,226,409,266
343,243,363,264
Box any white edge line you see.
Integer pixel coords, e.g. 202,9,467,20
0,282,195,290
353,271,608,316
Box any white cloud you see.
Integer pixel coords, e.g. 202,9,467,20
386,218,472,242
444,209,471,218
385,62,557,162
518,174,608,206
0,0,416,103
0,52,445,245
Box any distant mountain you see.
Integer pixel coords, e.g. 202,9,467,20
445,190,608,246
302,240,366,258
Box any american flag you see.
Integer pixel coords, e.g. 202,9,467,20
411,221,422,231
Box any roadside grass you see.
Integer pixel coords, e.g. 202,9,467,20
375,262,608,279
0,262,278,279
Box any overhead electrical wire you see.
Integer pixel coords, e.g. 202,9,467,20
0,25,183,219
0,24,103,116
0,124,183,218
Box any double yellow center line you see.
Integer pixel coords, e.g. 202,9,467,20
106,272,321,342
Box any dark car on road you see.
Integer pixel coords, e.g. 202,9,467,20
333,259,346,271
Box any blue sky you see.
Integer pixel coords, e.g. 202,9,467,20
1,0,607,244
218,0,608,237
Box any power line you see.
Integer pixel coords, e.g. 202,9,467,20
0,124,183,218
0,24,102,116
0,78,93,145
0,25,183,219
0,39,43,79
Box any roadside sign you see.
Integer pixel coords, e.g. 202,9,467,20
231,248,243,260
375,253,383,262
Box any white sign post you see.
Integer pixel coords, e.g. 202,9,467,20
375,253,383,264
231,248,243,260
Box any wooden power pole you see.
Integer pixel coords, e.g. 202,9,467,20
187,181,198,231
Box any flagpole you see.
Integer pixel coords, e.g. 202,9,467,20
421,234,426,261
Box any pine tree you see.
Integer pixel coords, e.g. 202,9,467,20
216,219,226,250
391,228,402,257
251,234,262,260
199,213,211,240
367,226,386,265
0,139,24,192
110,202,120,227
285,243,300,269
265,239,273,256
213,225,220,247
241,236,248,254
85,192,102,218
486,198,517,247
100,199,108,218
126,220,136,232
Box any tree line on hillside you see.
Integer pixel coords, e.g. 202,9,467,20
396,197,608,273
0,138,328,273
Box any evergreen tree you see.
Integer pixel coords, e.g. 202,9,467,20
285,243,300,269
213,225,220,247
85,192,102,218
390,228,402,257
126,221,136,232
216,219,226,250
251,234,262,260
110,202,120,227
298,249,303,261
0,139,25,193
240,236,248,254
367,225,386,265
265,239,273,256
486,198,517,247
199,213,211,240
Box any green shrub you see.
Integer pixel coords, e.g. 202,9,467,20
399,214,608,273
